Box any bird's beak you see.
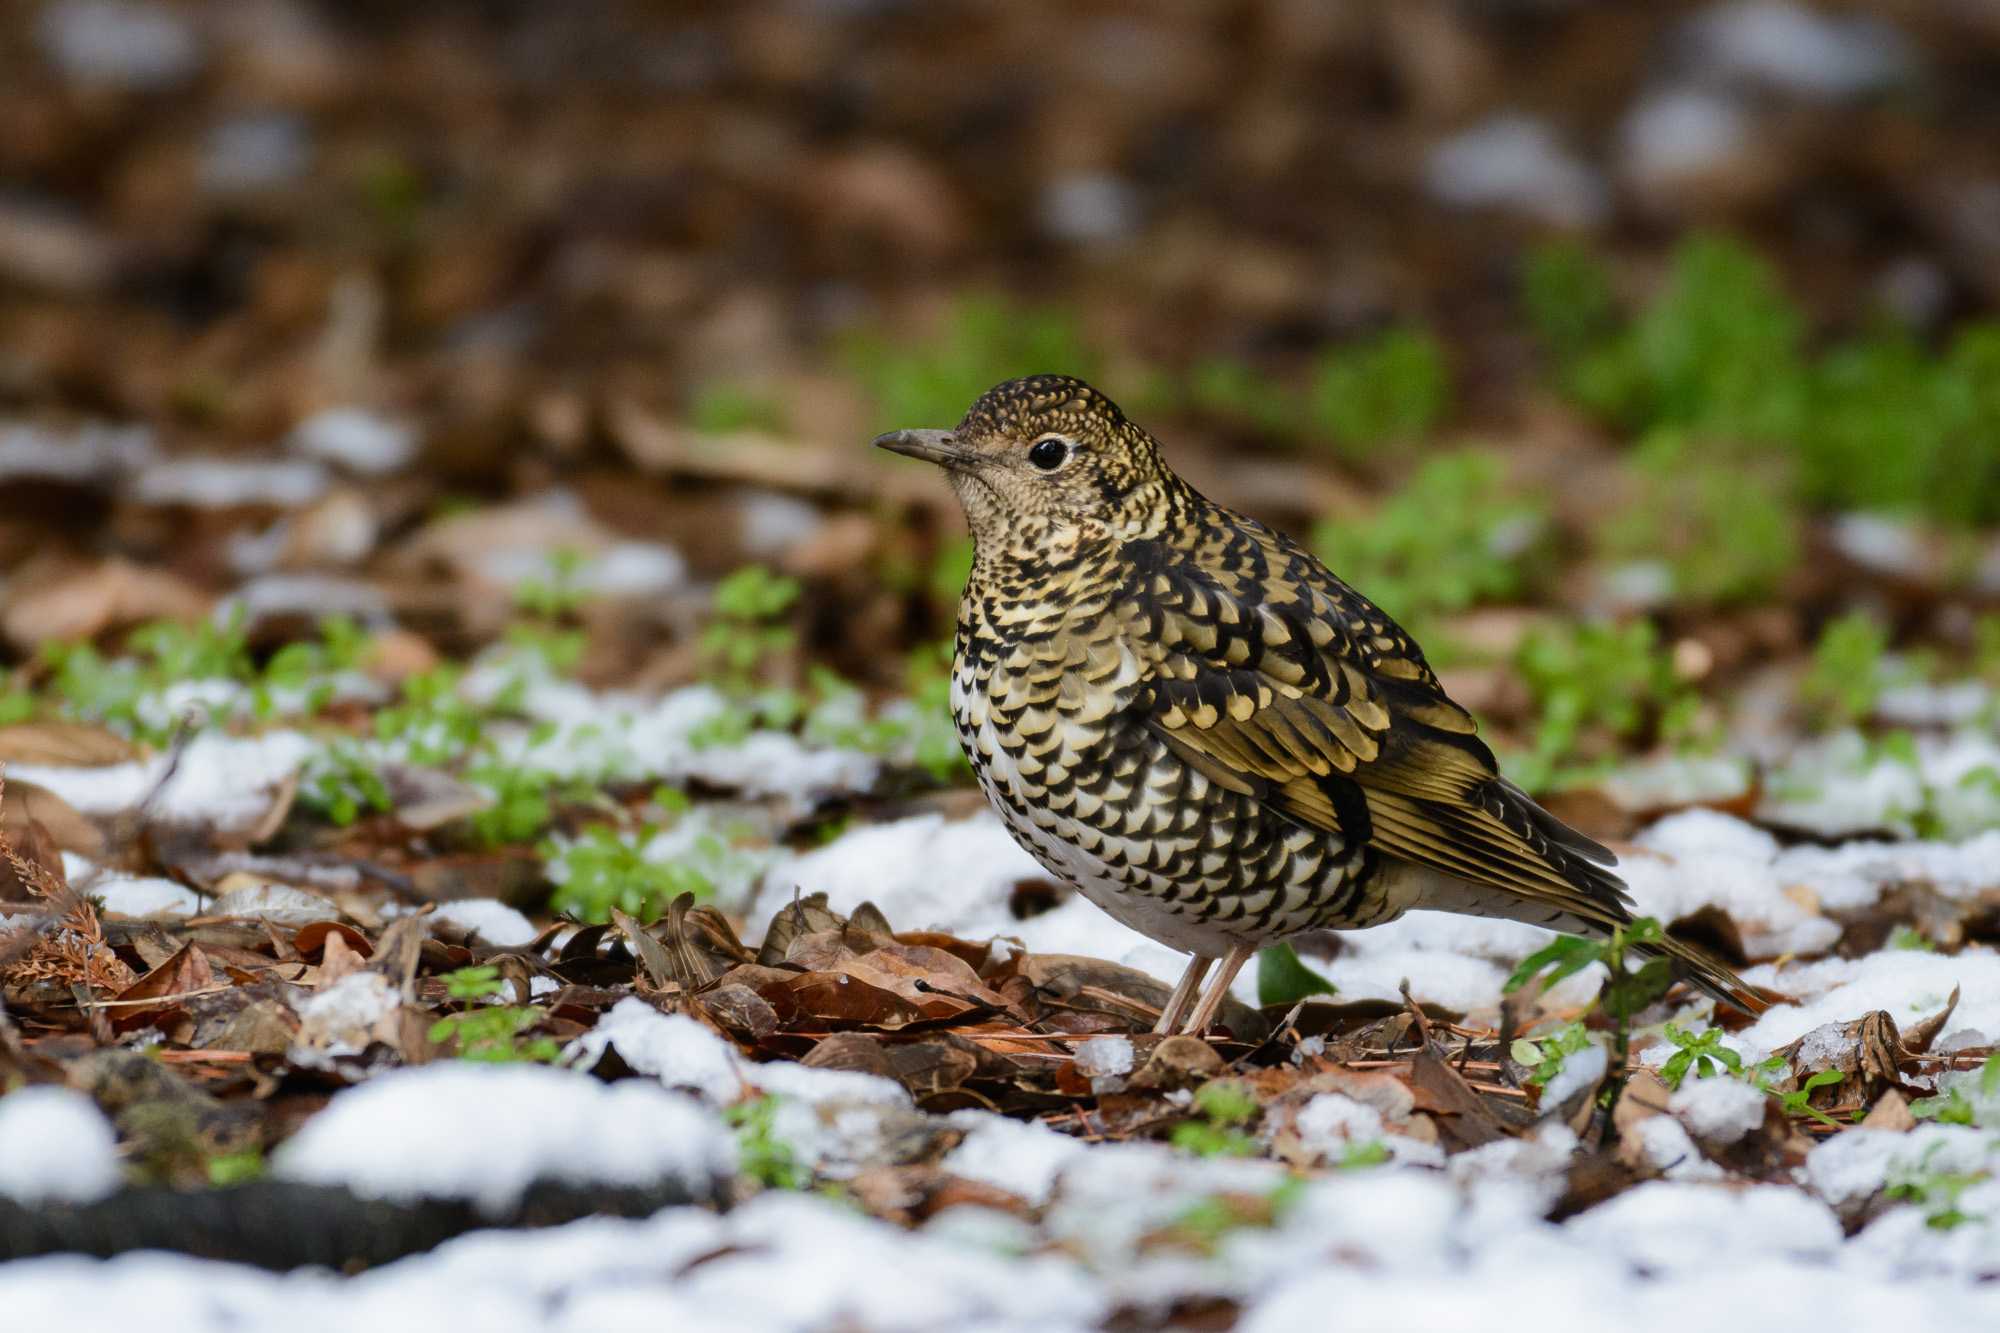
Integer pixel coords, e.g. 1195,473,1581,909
873,428,971,469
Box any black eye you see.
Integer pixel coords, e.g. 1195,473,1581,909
1028,437,1070,470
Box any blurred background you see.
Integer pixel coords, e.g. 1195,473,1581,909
2,0,1998,840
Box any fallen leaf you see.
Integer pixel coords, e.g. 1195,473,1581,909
0,722,136,767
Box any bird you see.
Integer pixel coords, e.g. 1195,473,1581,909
875,374,1761,1037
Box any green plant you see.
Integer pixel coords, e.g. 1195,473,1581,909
1522,241,1619,373
1885,1142,1988,1231
1337,1140,1391,1170
1911,1054,2000,1128
300,739,394,826
1506,917,1676,1106
465,762,558,847
544,825,716,924
1509,1020,1594,1089
726,1095,807,1190
1256,942,1336,1008
206,1147,265,1187
443,964,507,1001
702,566,801,688
1312,449,1547,633
1187,358,1301,440
1601,431,1800,604
375,666,489,765
800,656,966,784
428,965,558,1062
1169,1179,1306,1251
1752,1063,1846,1128
1888,925,1936,953
689,382,788,435
1805,322,2000,526
513,548,592,621
1531,234,1999,527
1800,612,1892,729
1307,327,1450,457
841,296,1095,433
1509,619,1698,793
1657,1023,1742,1090
1171,1079,1260,1158
0,684,34,725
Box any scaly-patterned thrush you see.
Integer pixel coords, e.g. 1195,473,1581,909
877,375,1757,1035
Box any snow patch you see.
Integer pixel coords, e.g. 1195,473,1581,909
6,731,315,831
130,457,329,509
0,1087,122,1204
1424,114,1609,228
288,408,417,475
1669,1074,1768,1146
271,1063,731,1214
428,899,536,947
1741,949,2000,1056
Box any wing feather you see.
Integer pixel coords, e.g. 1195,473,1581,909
1121,524,1627,920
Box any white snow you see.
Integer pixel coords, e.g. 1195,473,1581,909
570,999,744,1102
1669,1073,1768,1146
1566,1181,1842,1271
288,408,417,475
941,1110,1092,1208
0,1087,123,1204
271,1063,732,1214
756,811,1232,1002
1542,1041,1609,1110
78,869,206,916
1624,809,1841,958
38,0,201,90
1072,1035,1134,1080
218,575,393,631
1599,752,1753,812
0,421,152,482
1293,1092,1443,1168
1619,88,1751,186
6,730,316,831
1807,1123,1980,1212
1741,949,2000,1056
570,998,910,1175
477,542,686,599
292,971,400,1057
1682,2,1911,101
1761,729,2000,839
466,674,882,810
1040,173,1141,244
1630,1115,1726,1182
428,899,536,947
1423,114,1609,228
129,457,329,509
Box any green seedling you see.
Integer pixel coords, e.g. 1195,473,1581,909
726,1095,807,1190
1657,1023,1742,1090
1172,1079,1260,1158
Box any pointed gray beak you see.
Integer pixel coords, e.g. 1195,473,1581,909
873,428,970,468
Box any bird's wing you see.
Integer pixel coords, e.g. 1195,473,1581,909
1116,524,1631,924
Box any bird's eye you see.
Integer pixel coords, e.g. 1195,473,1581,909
1027,436,1070,471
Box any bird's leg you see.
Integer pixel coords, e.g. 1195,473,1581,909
1152,954,1213,1035
1179,943,1256,1036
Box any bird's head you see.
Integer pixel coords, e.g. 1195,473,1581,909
874,374,1179,559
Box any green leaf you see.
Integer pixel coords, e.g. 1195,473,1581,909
1256,942,1337,1008
1503,935,1599,993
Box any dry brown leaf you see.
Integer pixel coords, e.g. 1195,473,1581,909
0,781,103,882
0,722,137,767
0,555,208,650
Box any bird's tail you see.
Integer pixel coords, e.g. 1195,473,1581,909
1632,930,1772,1017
